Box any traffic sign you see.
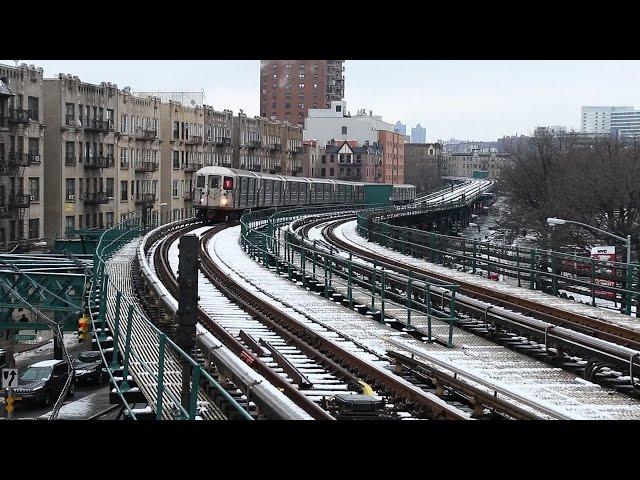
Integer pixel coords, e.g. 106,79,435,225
2,368,18,388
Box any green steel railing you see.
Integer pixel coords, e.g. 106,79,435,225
357,201,640,317
90,208,253,420
240,205,463,347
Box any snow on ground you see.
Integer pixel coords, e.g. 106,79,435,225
208,224,640,420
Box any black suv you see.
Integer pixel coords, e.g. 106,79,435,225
72,351,107,385
12,359,75,406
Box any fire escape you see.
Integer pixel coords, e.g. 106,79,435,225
0,82,38,240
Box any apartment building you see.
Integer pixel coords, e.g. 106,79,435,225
116,91,161,219
259,60,345,126
159,101,206,219
233,113,303,175
304,101,404,184
43,74,121,237
404,143,442,193
442,148,511,180
0,63,45,243
305,139,383,182
203,106,233,169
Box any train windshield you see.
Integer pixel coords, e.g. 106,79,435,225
209,176,221,189
196,175,206,189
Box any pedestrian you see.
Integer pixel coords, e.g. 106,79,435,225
19,314,28,323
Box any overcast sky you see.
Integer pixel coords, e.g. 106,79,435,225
4,60,640,141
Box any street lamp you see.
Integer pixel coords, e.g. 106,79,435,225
546,217,631,265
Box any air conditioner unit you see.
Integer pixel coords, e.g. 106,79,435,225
33,155,40,163
68,194,75,200
68,120,76,127
29,195,35,201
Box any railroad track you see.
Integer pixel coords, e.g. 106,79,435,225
148,219,551,419
312,216,640,396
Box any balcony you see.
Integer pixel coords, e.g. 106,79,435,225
135,161,159,173
183,162,203,172
268,166,282,174
221,137,231,146
84,155,114,169
83,119,111,133
8,151,30,168
134,193,156,204
6,109,30,124
248,140,261,149
83,192,110,204
183,191,193,201
135,128,158,141
247,164,261,172
293,146,304,154
9,193,31,209
185,135,203,145
65,156,77,166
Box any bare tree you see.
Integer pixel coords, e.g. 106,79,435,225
497,134,640,257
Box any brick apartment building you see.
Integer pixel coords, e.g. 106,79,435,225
260,60,344,126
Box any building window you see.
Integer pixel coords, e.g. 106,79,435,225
172,180,178,198
29,177,39,202
341,126,347,134
173,151,180,169
298,83,304,90
336,105,342,113
106,178,114,198
27,96,39,121
66,178,75,201
65,216,75,233
285,103,291,109
65,103,75,125
272,102,276,108
299,74,305,79
120,114,128,133
120,181,128,201
329,168,334,176
28,219,39,239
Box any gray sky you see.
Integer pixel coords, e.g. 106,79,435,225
5,60,640,141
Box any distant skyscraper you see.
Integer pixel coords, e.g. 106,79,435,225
411,123,426,143
394,121,406,135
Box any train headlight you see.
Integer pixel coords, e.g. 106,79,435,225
201,195,205,203
221,197,228,206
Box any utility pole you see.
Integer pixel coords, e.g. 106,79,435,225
175,234,199,414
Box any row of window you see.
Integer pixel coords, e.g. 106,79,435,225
8,95,40,121
0,177,40,203
0,218,40,242
64,212,114,231
64,177,158,202
64,103,114,126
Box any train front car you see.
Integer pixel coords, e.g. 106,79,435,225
194,166,237,222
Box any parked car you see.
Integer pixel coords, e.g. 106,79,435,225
11,359,75,407
72,351,107,385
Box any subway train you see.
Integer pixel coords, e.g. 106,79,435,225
193,166,415,222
